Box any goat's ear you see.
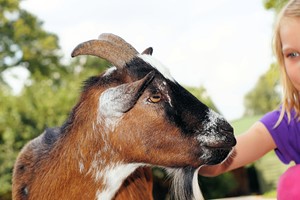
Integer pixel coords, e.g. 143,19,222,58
99,71,155,116
141,47,153,55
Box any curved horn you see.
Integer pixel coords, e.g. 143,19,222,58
99,33,139,55
71,34,138,68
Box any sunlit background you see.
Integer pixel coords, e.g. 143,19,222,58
1,0,289,199
19,0,275,120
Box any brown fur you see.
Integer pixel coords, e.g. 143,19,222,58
12,34,236,200
114,167,153,200
11,76,205,200
12,84,156,200
13,141,153,200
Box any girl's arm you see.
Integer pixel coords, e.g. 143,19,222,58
199,121,276,177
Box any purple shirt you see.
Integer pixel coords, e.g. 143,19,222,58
260,109,300,164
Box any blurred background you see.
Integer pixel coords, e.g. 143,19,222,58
0,0,291,199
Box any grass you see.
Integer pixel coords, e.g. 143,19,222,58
230,115,262,135
262,190,277,198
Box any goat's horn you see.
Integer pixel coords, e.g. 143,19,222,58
99,33,139,55
71,37,137,68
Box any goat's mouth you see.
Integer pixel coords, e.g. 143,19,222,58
196,132,236,165
200,146,234,166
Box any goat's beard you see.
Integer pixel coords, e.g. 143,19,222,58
167,167,204,200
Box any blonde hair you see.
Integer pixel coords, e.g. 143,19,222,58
273,0,300,126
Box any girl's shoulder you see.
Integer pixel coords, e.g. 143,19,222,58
260,108,299,128
260,108,300,164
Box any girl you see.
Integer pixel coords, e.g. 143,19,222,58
199,0,300,199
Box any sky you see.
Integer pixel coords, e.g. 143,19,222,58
20,0,275,121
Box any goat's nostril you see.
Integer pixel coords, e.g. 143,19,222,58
218,125,234,134
215,124,236,147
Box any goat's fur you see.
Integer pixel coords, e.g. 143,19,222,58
12,33,236,200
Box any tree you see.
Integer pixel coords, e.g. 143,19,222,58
0,0,63,85
243,0,290,116
0,59,109,199
0,0,110,198
0,2,233,200
263,0,289,13
244,63,281,116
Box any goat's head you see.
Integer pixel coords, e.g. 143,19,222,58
71,33,236,199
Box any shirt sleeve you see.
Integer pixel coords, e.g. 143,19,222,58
260,110,293,164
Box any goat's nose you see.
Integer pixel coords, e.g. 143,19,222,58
218,124,234,135
217,123,236,147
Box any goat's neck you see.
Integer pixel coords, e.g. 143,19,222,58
64,124,141,200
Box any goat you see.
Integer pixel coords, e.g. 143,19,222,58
12,33,236,200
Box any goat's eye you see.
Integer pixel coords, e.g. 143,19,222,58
148,94,161,103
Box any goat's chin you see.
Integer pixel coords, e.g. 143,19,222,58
202,147,234,166
166,167,204,200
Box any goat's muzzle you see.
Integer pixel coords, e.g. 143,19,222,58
197,119,236,166
208,123,236,149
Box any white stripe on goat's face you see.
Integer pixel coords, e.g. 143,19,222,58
153,79,173,107
197,109,227,144
139,54,175,82
204,109,222,129
197,109,225,141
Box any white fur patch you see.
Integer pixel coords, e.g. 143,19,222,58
79,160,85,173
156,80,173,107
97,87,124,131
166,168,203,200
96,163,142,200
138,54,175,82
192,168,204,200
103,66,117,77
196,109,226,146
204,109,224,130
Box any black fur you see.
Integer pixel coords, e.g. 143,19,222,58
42,127,61,146
182,166,196,199
20,185,28,198
127,57,209,137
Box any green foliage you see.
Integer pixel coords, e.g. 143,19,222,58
0,61,108,198
1,0,287,199
0,0,63,83
244,0,291,117
243,63,281,116
231,115,263,135
199,173,237,199
263,189,277,198
0,0,110,198
254,150,291,194
263,0,289,13
0,88,18,199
